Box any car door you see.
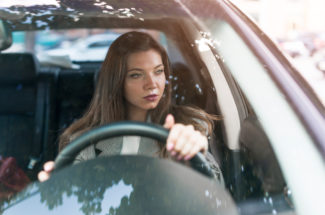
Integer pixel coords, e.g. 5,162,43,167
172,0,325,215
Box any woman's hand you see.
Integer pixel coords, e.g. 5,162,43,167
37,161,55,182
163,114,208,160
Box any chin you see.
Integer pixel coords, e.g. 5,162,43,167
144,103,159,110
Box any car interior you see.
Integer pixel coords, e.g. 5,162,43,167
0,11,293,214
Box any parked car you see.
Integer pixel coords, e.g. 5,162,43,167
0,0,324,215
277,39,310,58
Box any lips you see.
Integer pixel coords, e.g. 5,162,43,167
143,94,158,101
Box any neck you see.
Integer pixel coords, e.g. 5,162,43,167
127,109,147,122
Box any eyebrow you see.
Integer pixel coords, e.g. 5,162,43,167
127,64,164,72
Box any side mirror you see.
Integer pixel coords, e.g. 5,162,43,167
0,20,12,51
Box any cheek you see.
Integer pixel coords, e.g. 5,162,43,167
124,81,140,98
158,74,166,90
123,81,131,99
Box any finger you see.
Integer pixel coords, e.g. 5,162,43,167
184,143,202,160
185,135,208,160
177,139,194,160
166,124,183,151
44,161,55,172
174,134,189,160
163,114,175,129
172,125,194,155
38,171,50,182
179,130,201,159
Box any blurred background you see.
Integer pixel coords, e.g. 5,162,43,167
232,0,325,106
4,0,324,105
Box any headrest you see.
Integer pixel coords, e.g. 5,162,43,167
0,53,38,83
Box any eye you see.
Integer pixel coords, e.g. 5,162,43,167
155,69,164,75
128,73,142,79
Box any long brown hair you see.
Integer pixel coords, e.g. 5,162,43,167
59,31,220,151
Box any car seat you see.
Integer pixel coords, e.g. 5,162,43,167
0,53,56,180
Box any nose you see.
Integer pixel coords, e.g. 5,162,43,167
144,73,156,89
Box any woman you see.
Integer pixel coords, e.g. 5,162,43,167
38,31,221,181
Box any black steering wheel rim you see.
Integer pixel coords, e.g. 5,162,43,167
55,121,215,178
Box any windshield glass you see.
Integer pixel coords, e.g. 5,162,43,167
0,1,324,215
3,156,237,215
4,29,165,63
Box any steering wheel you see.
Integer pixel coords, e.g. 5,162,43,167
55,121,215,178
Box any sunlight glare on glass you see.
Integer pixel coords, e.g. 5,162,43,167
195,38,211,52
0,0,59,7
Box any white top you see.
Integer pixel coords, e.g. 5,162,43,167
121,136,141,154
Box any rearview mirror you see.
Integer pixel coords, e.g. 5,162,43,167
0,20,12,51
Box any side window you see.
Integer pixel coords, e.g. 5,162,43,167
201,19,296,212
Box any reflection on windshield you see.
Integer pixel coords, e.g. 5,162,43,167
1,2,144,28
92,1,143,19
0,0,60,7
4,156,237,215
102,180,133,212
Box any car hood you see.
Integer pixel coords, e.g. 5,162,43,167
3,156,238,215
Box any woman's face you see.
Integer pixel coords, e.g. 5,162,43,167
124,49,166,119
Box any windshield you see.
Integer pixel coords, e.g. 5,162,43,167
3,29,166,64
0,1,324,215
3,156,237,215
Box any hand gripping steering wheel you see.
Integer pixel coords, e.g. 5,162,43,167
55,121,215,178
